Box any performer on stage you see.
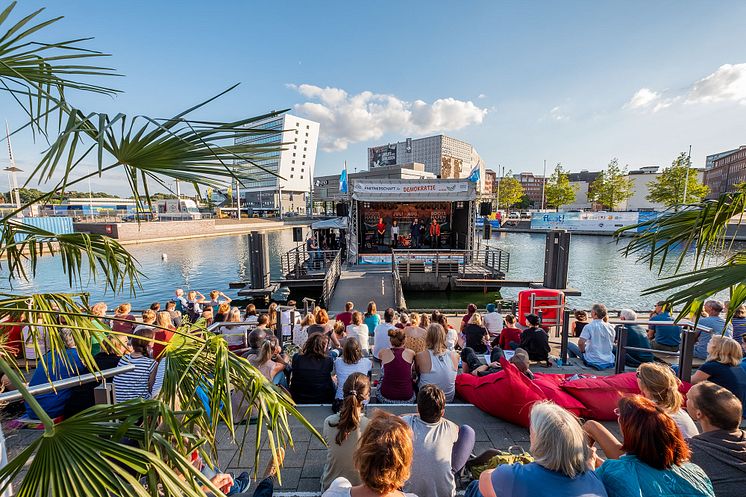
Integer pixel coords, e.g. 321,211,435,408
410,218,423,248
429,218,441,249
376,217,386,246
391,220,399,248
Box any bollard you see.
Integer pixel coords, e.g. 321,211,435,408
678,329,697,382
560,309,571,364
614,325,628,374
248,231,270,290
543,230,571,289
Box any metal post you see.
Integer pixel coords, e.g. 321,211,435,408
614,325,628,374
560,309,570,364
678,328,697,382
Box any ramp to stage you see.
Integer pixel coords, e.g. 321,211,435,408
328,268,395,312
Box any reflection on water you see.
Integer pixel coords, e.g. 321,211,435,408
0,228,729,311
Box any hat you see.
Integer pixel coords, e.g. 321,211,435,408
486,303,496,313
526,313,540,326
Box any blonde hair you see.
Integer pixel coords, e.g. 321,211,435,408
707,335,743,367
210,290,219,300
409,312,420,327
91,302,107,316
529,402,590,478
425,323,447,355
301,313,315,327
115,303,131,315
228,307,241,322
141,309,156,324
156,311,173,329
468,312,483,326
636,362,683,412
354,410,413,494
352,311,363,326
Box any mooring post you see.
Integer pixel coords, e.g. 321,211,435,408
543,230,571,289
560,309,570,364
615,325,628,374
248,231,270,290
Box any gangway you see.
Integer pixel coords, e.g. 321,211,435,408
327,268,395,312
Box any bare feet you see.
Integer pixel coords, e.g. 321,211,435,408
263,447,285,479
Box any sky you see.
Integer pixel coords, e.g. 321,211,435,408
2,0,746,196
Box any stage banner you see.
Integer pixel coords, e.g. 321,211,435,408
353,181,470,195
530,211,640,232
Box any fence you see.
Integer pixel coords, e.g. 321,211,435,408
391,247,510,278
281,246,340,279
391,264,407,310
320,250,342,307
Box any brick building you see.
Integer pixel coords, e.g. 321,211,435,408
704,146,746,199
515,171,546,207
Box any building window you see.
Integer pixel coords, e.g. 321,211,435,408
303,154,306,158
293,153,296,156
292,160,295,164
300,176,303,179
306,125,309,129
304,147,307,151
290,174,294,178
295,130,298,134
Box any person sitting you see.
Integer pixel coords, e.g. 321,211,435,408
636,362,698,438
686,381,746,497
243,304,258,325
471,401,608,497
112,303,136,333
731,304,746,344
693,299,733,360
419,313,430,329
647,301,681,352
248,336,288,388
572,310,589,338
219,307,249,351
293,313,314,348
24,327,86,419
330,320,346,352
509,348,535,379
113,328,157,403
376,328,416,404
289,332,335,404
321,373,371,492
152,311,176,359
463,313,489,354
335,302,354,328
512,314,551,365
567,303,616,370
184,290,205,322
483,303,503,339
345,311,370,356
311,308,334,334
200,307,214,327
149,301,161,314
403,385,476,497
403,313,427,354
364,301,380,333
372,308,397,359
89,301,109,356
322,410,416,497
461,303,477,332
333,339,372,412
691,335,746,409
497,314,522,351
395,312,409,330
460,345,504,377
415,324,459,402
593,396,714,497
432,311,459,351
244,320,268,358
617,309,654,367
165,300,182,328
215,302,231,323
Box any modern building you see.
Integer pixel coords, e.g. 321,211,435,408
234,114,320,214
367,134,485,186
515,172,546,207
704,146,746,199
705,147,742,169
620,166,662,211
566,170,601,210
45,197,138,217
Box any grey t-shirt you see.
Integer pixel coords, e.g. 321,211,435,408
688,429,746,497
403,415,459,497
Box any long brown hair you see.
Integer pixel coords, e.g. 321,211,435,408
342,337,363,364
354,410,413,494
332,372,370,445
301,332,328,359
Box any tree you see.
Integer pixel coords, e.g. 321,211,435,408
515,194,532,209
646,152,709,208
544,163,577,211
496,171,524,210
588,158,634,210
0,3,313,495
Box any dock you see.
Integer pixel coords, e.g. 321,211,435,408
328,268,395,311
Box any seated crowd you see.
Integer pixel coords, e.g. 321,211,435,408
4,291,746,497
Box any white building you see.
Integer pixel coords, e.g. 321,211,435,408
621,165,705,211
234,114,320,214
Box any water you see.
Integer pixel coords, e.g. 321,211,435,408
0,228,724,311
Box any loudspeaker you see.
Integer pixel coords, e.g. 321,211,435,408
292,227,303,242
336,203,349,216
483,222,492,239
479,202,492,216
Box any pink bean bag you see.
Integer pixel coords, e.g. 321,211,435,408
456,358,545,427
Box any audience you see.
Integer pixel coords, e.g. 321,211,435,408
335,302,355,328
498,314,522,351
691,335,746,409
461,303,477,332
693,300,733,359
321,373,371,492
333,339,372,412
647,301,682,352
469,401,608,497
483,303,503,339
376,328,416,403
113,328,157,403
572,309,589,337
111,303,136,333
247,336,287,387
636,362,699,438
514,313,551,365
432,311,459,351
463,313,489,354
293,313,315,348
617,309,654,367
567,303,616,370
244,304,258,325
686,381,746,497
403,313,427,354
289,332,335,404
152,311,176,359
219,307,249,351
165,300,182,328
89,302,108,356
403,385,476,497
731,304,746,344
345,311,370,355
372,308,397,359
312,309,334,334
363,301,380,333
593,396,714,496
415,324,459,402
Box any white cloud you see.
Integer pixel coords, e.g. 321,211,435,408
549,106,568,121
287,84,487,152
686,63,746,105
478,93,487,99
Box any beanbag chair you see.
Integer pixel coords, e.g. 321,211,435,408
532,373,588,417
456,358,545,427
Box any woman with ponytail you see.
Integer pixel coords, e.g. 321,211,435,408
320,372,371,492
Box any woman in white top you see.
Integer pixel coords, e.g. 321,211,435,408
415,323,459,402
293,313,315,348
322,410,417,497
345,311,370,355
219,307,249,350
636,361,699,438
333,339,372,411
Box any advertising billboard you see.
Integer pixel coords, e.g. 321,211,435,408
368,144,398,168
530,211,641,232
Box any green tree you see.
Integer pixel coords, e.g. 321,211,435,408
496,171,525,210
646,152,709,208
544,163,577,211
0,3,313,495
588,158,634,210
515,194,532,209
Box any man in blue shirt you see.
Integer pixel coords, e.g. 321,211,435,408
694,300,733,359
647,301,682,352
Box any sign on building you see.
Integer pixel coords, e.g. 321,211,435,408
369,144,398,168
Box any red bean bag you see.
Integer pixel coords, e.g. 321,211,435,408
456,358,546,427
532,373,588,417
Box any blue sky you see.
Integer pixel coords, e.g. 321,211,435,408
3,0,746,194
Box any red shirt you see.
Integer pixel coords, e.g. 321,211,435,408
152,328,175,359
498,326,523,350
376,222,385,234
335,311,353,327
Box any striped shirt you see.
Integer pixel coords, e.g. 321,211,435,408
113,354,156,403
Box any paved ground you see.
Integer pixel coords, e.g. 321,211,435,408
328,269,395,312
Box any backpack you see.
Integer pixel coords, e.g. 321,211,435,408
466,446,534,480
185,301,200,323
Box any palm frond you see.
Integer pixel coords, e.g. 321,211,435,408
0,219,141,293
0,1,119,134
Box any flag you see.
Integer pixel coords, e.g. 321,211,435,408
339,167,348,194
467,160,481,183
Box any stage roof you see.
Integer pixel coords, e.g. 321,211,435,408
351,179,476,202
311,217,348,230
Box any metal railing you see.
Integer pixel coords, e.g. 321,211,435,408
391,264,407,311
391,247,510,278
320,250,342,307
281,246,340,279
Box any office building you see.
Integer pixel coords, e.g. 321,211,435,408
705,148,742,170
234,114,320,214
704,145,746,199
515,171,546,207
566,170,601,210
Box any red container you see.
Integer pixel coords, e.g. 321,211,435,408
517,289,565,327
